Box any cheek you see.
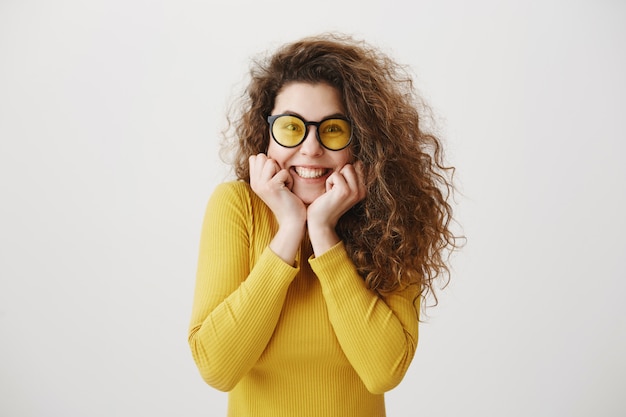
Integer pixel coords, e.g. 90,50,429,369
266,140,278,159
264,130,272,154
335,148,353,167
266,142,288,168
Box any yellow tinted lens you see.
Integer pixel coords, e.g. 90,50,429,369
319,119,351,150
272,115,305,146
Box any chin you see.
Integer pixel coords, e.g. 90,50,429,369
294,189,324,205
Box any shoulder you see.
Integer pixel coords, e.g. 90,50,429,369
212,180,251,194
208,180,268,216
209,180,252,205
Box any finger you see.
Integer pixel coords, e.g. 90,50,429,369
326,170,347,193
281,169,294,190
260,157,280,182
353,160,365,184
272,169,293,189
249,153,268,176
351,161,367,199
338,164,366,201
248,154,257,173
339,164,360,191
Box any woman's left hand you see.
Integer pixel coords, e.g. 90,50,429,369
307,161,366,255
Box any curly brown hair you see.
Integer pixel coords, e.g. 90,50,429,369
221,33,461,302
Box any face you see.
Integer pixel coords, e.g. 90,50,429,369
268,82,352,205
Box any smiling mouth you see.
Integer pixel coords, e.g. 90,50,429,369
294,167,329,179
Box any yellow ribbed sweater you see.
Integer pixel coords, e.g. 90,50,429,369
188,181,419,417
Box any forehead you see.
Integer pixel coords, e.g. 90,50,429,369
272,82,345,119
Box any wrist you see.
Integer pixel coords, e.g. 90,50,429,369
275,206,307,228
307,224,340,257
270,222,306,265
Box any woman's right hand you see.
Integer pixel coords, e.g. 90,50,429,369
249,153,307,227
249,154,306,264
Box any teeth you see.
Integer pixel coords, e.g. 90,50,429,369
295,167,327,179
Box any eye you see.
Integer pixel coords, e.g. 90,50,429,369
276,116,304,134
323,123,344,134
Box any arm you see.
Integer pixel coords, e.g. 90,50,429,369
188,183,299,391
309,242,420,394
306,163,418,393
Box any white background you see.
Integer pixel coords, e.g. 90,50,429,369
1,0,625,416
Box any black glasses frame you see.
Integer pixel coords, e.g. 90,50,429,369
267,114,353,151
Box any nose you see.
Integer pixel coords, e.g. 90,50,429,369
299,126,323,156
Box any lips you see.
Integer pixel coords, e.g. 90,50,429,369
293,166,329,179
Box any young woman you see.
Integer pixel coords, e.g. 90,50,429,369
188,33,459,416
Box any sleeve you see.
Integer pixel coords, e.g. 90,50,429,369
188,182,299,391
309,241,420,394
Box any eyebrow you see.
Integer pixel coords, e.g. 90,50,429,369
278,110,347,120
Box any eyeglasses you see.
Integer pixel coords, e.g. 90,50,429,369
267,114,353,151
